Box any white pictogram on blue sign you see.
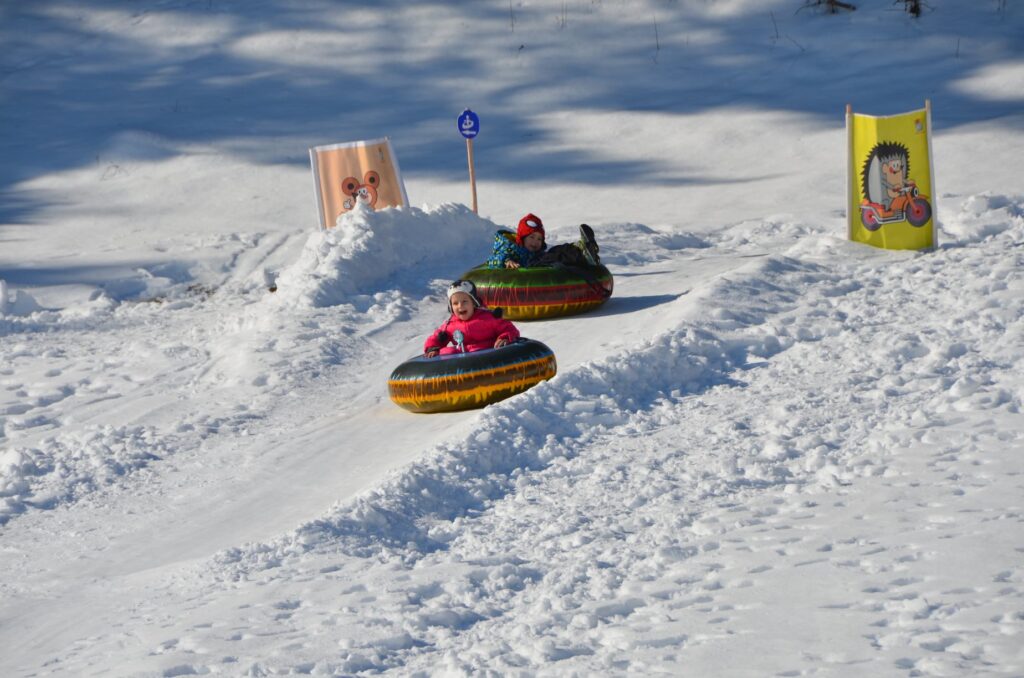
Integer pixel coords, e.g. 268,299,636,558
458,109,480,139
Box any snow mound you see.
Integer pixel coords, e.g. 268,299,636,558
1,425,170,525
941,192,1024,244
595,223,712,267
271,203,492,308
0,279,44,317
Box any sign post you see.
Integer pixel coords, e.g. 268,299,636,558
458,109,480,213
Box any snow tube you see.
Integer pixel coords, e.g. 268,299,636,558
388,339,557,414
461,264,613,320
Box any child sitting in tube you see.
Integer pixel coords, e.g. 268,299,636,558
424,280,520,358
486,213,601,270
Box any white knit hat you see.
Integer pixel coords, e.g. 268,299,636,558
447,279,482,311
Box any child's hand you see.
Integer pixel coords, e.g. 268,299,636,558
425,348,440,358
494,338,509,348
504,260,520,269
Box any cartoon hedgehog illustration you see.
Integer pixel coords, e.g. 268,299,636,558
861,141,910,209
858,141,931,230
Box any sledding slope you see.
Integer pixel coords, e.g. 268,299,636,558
4,193,1023,676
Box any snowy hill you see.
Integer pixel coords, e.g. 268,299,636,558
1,0,1023,675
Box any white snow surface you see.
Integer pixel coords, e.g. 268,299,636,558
2,0,1023,676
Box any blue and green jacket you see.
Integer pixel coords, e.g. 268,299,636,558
486,229,546,269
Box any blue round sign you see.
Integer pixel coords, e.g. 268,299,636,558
458,109,480,139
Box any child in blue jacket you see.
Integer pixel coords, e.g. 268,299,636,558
486,214,600,270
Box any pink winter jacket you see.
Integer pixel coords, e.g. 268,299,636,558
424,308,520,355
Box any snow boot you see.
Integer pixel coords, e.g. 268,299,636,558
576,223,600,266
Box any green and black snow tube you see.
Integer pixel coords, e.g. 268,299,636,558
461,264,613,320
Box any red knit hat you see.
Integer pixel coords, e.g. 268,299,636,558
516,213,545,246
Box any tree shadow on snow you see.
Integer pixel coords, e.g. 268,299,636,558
1,0,1021,227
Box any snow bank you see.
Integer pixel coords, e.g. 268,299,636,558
941,191,1024,244
1,426,169,523
594,223,712,267
0,280,43,318
271,202,492,308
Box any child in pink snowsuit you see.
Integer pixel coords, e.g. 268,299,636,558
424,280,520,357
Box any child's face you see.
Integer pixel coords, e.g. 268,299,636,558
523,231,544,252
450,292,476,320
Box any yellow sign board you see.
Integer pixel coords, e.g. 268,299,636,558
847,103,936,250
